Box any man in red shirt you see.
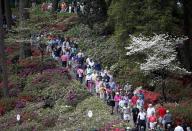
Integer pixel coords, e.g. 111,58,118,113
131,94,138,107
157,103,166,125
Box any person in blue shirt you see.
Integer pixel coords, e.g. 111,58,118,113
94,61,102,71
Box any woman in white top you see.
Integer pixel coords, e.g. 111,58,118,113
123,103,131,122
88,59,95,67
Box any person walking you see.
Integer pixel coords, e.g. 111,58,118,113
163,110,173,130
61,52,69,67
148,112,157,130
107,92,115,115
132,106,140,126
157,103,166,125
136,97,144,110
137,108,147,131
77,66,84,84
147,104,156,128
114,92,121,114
122,103,131,123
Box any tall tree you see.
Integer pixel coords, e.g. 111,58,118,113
79,0,108,28
0,0,9,97
4,0,12,29
52,0,58,12
18,0,31,60
175,0,192,71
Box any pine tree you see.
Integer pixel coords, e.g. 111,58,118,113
108,0,182,36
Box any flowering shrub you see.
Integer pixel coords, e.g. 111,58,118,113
18,95,33,102
41,115,57,128
31,67,71,88
141,89,160,109
15,99,26,108
165,101,192,126
0,98,15,112
8,87,20,97
18,58,57,77
0,82,15,89
65,90,77,106
0,106,5,116
5,47,14,54
31,49,42,56
21,112,38,122
125,34,190,75
63,81,90,107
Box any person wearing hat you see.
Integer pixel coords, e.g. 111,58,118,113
163,110,173,129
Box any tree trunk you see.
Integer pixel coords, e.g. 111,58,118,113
15,0,19,7
182,0,192,71
19,0,25,59
0,0,9,97
19,0,24,22
23,0,31,8
52,0,58,12
4,0,12,29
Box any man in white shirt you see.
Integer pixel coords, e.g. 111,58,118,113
77,52,84,58
147,104,156,121
147,104,156,116
119,98,125,109
174,124,184,131
138,108,146,131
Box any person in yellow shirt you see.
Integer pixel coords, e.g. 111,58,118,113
99,83,106,100
91,71,98,93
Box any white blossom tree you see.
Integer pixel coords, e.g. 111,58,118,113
125,34,190,75
125,34,190,101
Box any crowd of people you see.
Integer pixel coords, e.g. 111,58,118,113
41,0,84,14
34,33,191,131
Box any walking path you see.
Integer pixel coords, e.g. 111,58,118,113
30,12,190,131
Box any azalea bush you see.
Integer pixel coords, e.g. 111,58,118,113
0,97,16,114
18,57,57,77
166,101,192,126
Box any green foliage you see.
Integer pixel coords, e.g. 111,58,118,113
52,96,119,130
79,0,108,28
166,102,192,125
0,97,15,111
108,0,183,42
